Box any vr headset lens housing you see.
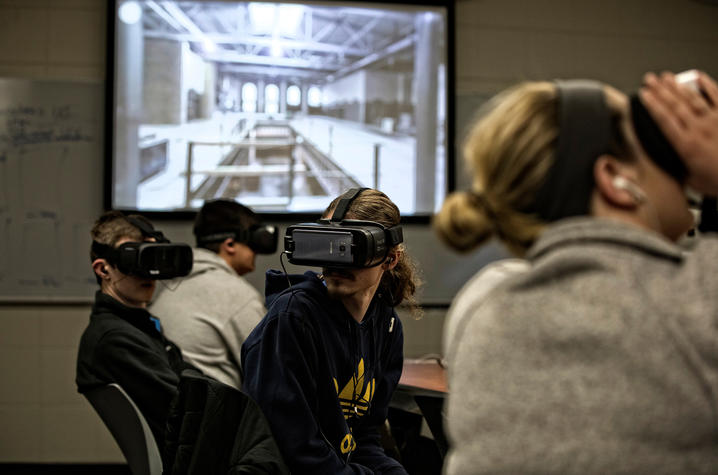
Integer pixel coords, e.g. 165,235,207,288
115,242,193,279
91,215,194,280
248,225,278,254
285,220,403,268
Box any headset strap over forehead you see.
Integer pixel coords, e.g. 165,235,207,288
331,187,369,222
526,80,612,222
125,215,169,243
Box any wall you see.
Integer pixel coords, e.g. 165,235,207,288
0,0,119,463
144,38,182,124
322,70,366,105
0,0,717,464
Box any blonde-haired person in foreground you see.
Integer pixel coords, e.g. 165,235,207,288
435,72,718,474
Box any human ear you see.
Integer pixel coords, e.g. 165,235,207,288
612,176,646,203
92,259,110,280
594,156,644,208
383,250,401,270
221,237,236,255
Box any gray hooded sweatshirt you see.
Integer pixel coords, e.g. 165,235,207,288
444,218,718,474
149,248,265,389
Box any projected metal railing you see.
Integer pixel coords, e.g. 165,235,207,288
184,123,365,209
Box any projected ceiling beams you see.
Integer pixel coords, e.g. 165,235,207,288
141,2,419,76
332,34,415,80
145,1,183,31
202,51,343,71
311,17,338,43
142,31,368,57
158,1,218,51
340,17,379,50
218,64,326,80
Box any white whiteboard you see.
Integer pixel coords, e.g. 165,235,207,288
0,78,103,301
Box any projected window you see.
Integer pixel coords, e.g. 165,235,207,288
110,0,451,217
265,84,279,115
241,83,257,112
308,87,322,108
287,85,301,107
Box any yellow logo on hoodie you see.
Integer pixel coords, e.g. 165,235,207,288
333,358,375,453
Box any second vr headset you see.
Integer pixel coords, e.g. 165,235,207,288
92,216,193,280
284,188,403,268
196,224,278,254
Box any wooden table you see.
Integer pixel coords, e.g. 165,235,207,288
395,358,448,455
399,358,447,395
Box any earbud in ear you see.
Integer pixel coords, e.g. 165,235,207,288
612,176,646,204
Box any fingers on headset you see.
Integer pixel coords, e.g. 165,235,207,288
697,71,718,107
639,87,685,148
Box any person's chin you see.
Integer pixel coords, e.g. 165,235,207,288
326,282,350,299
323,268,354,281
138,284,155,299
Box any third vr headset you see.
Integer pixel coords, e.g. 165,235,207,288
92,216,193,280
284,188,403,268
196,224,278,254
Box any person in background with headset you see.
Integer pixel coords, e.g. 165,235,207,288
76,211,194,449
149,199,277,389
434,71,718,474
241,189,421,474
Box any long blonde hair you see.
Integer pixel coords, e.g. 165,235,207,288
435,82,559,256
435,81,636,256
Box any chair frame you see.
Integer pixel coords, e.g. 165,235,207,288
84,383,163,475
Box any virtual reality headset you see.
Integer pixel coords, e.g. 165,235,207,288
284,188,403,268
92,216,193,280
196,224,278,254
630,70,712,183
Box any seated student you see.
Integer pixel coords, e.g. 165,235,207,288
434,72,718,473
150,199,276,389
242,188,421,475
76,211,193,448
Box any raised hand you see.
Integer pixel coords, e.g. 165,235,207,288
639,71,718,194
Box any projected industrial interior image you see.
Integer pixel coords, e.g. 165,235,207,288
111,0,448,215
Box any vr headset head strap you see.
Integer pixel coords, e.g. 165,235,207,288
124,215,170,243
197,225,278,254
386,226,403,247
331,188,369,222
91,214,168,263
91,240,117,263
196,228,248,245
523,80,612,222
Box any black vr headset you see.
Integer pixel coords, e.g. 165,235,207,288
284,188,403,268
196,223,278,254
631,70,718,231
92,216,193,280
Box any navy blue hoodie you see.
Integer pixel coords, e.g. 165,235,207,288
241,270,406,475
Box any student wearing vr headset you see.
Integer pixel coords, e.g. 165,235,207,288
435,71,718,473
149,199,277,389
76,211,194,448
241,188,421,475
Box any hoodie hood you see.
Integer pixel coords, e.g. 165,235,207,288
264,269,327,308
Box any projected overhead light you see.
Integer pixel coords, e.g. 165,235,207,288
119,1,142,24
270,41,282,57
202,38,217,52
277,4,304,35
249,3,276,34
249,3,304,36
